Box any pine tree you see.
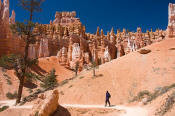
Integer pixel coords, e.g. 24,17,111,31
0,0,45,104
40,69,58,89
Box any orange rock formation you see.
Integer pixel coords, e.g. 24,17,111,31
0,0,168,72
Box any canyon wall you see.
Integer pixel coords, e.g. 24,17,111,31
0,0,167,71
0,0,24,57
167,3,175,38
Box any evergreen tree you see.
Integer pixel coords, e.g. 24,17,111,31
0,0,44,104
40,69,58,89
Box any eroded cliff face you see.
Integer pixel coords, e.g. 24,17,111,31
167,3,175,38
0,0,22,57
29,11,166,71
0,0,167,71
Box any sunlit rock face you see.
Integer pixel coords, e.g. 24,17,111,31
33,11,166,70
0,0,168,71
53,11,80,26
38,38,50,58
28,44,37,59
2,0,9,23
167,3,175,38
9,10,15,24
0,0,18,57
29,89,59,116
72,43,81,62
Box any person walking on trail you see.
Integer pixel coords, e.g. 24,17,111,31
105,91,111,107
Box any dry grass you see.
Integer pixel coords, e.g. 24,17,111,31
0,106,9,112
131,83,175,103
155,91,175,116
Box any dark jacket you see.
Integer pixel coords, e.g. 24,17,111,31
106,91,111,100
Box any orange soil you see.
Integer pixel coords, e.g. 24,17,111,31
37,56,74,82
58,38,175,106
1,38,175,116
0,56,74,100
0,108,31,116
52,105,122,116
146,88,175,116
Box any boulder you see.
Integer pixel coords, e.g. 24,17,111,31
29,89,59,116
142,97,148,105
138,49,151,54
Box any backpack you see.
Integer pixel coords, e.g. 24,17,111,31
109,94,111,98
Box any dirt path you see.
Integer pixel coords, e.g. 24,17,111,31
0,100,148,116
62,104,148,116
0,100,33,109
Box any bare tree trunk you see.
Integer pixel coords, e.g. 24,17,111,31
75,71,77,77
16,40,29,104
93,67,95,77
16,76,24,104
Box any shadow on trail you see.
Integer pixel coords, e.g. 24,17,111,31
109,105,116,107
31,65,47,76
24,81,37,89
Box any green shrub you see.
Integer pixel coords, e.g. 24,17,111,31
27,88,33,93
155,91,175,116
0,106,9,112
69,85,73,88
132,83,175,103
6,91,17,99
0,54,18,69
79,76,84,79
6,79,12,85
131,90,152,102
59,79,68,86
35,111,39,116
2,68,7,72
40,69,58,89
170,83,175,88
3,74,12,85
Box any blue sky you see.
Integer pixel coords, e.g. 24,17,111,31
9,0,175,33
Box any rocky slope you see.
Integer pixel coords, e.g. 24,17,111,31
0,56,74,100
57,38,175,106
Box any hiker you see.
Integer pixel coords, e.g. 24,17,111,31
105,91,111,107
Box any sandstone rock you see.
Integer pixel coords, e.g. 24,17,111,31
104,46,111,63
72,43,81,62
29,89,59,116
0,0,2,13
38,38,49,58
138,49,151,54
142,97,148,105
0,0,168,70
53,11,79,26
58,47,68,65
28,44,37,59
9,10,15,24
2,0,9,23
38,93,45,100
167,3,175,38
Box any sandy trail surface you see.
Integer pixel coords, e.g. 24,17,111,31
0,100,148,116
0,100,33,109
62,104,148,116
